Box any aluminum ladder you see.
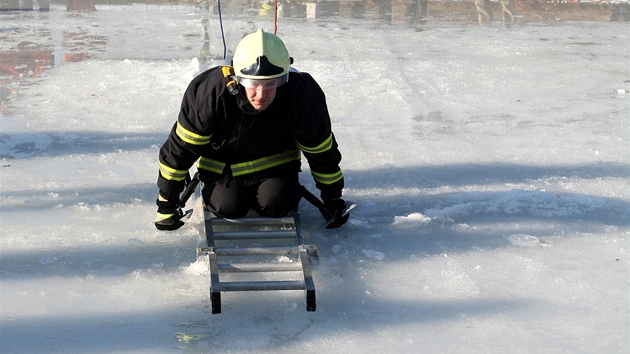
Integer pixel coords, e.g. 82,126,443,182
196,206,319,314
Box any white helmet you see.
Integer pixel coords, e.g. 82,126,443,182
232,29,292,81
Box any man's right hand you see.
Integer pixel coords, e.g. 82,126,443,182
154,197,185,231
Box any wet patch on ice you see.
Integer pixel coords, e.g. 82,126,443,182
0,132,52,158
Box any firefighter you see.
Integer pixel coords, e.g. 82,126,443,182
154,29,347,230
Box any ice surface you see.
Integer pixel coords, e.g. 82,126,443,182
0,3,628,354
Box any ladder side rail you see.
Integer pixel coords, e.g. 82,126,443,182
203,208,217,247
208,250,222,314
292,208,305,245
299,246,317,311
293,206,318,262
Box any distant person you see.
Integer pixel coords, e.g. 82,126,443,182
154,29,348,230
475,0,494,24
475,0,515,24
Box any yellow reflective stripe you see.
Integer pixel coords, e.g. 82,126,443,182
159,162,188,181
155,212,174,222
176,121,212,145
311,169,343,185
295,133,333,154
197,157,226,174
231,150,301,177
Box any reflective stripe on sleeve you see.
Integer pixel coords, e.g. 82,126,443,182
197,157,226,174
311,169,343,185
295,133,333,154
159,162,189,181
231,150,301,177
176,121,212,146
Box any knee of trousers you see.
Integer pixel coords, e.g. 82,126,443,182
201,184,251,219
257,186,301,217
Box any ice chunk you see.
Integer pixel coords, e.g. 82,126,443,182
393,212,431,225
508,234,540,247
184,256,209,276
362,249,385,261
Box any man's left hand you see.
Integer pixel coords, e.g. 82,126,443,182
324,198,350,229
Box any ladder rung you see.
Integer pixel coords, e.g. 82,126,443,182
214,246,299,256
218,262,302,273
211,216,295,226
199,244,317,255
213,230,296,240
219,280,304,291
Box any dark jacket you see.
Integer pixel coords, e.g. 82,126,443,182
157,66,344,202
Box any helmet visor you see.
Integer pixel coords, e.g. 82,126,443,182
238,75,287,90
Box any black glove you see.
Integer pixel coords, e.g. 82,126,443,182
323,198,350,229
154,199,185,231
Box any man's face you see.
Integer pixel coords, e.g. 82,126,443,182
244,85,277,111
239,76,286,111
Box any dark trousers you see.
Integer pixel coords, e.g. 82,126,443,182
201,174,302,219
